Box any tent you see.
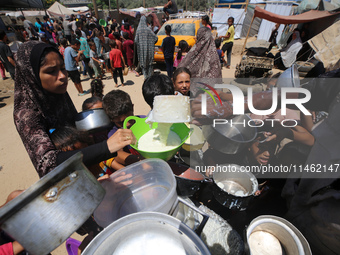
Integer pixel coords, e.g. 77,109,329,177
253,6,340,24
47,2,90,18
0,0,44,9
212,8,246,39
48,2,74,16
308,20,340,71
257,3,293,42
242,6,340,52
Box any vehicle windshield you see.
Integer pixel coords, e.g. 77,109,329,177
158,23,196,36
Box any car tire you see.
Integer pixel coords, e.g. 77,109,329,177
296,61,315,72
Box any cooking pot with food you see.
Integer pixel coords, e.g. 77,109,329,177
212,164,258,211
246,215,311,255
83,212,211,255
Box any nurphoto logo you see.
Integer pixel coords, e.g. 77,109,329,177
200,84,311,128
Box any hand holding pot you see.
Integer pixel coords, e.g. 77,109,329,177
106,129,136,154
191,93,233,125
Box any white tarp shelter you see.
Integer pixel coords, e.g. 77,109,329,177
48,2,75,16
212,8,246,39
257,3,293,42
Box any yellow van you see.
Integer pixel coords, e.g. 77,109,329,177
154,18,203,62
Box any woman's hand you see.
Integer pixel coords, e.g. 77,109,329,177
107,129,136,154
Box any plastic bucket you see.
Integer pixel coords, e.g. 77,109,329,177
99,19,107,27
123,116,191,161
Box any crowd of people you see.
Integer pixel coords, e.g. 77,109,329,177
0,6,339,255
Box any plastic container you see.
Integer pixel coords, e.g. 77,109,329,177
123,116,192,161
94,158,177,228
99,19,107,27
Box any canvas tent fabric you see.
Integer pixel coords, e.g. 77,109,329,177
253,6,340,24
241,5,262,38
257,3,292,42
0,0,44,9
308,20,340,72
48,2,74,16
212,8,246,39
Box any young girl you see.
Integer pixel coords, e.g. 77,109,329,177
201,15,212,30
59,38,67,58
219,17,235,69
173,67,191,96
173,40,188,68
90,79,104,98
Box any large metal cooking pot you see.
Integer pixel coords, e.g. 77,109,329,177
276,64,300,88
212,164,258,211
202,115,257,154
83,212,211,255
0,153,105,255
94,159,178,228
168,162,206,197
75,108,112,132
246,215,311,255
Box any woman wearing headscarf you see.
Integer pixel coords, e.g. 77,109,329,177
274,29,302,69
134,16,158,79
178,27,222,97
13,41,135,178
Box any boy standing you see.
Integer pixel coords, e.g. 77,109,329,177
89,41,103,79
109,40,126,88
161,25,175,78
64,39,87,96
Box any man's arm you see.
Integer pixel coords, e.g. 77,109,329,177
7,56,15,67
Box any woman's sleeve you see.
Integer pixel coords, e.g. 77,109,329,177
56,140,117,167
15,109,116,178
14,109,60,178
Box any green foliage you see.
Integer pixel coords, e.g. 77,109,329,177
88,0,117,10
113,0,214,11
44,0,56,8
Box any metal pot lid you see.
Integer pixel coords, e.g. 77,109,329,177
0,153,83,224
83,212,211,255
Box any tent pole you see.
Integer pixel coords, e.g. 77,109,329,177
116,0,119,15
241,12,255,54
192,0,193,11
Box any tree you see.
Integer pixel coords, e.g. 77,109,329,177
44,0,56,8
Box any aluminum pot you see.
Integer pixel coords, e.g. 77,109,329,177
0,153,105,255
75,108,112,132
83,212,211,255
202,115,257,154
246,215,311,255
276,64,300,88
212,164,258,211
103,52,110,60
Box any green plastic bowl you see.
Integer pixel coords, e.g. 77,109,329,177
123,116,192,161
99,19,107,27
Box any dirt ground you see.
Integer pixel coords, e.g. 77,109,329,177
0,37,278,254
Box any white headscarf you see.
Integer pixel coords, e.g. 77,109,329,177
281,31,303,68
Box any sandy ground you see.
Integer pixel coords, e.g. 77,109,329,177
0,37,267,254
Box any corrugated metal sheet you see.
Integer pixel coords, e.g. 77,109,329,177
257,3,292,42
